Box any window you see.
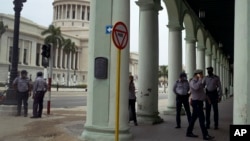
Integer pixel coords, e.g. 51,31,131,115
72,10,75,19
75,52,78,70
62,51,65,68
67,11,70,19
57,48,61,68
36,44,40,66
71,52,74,69
87,7,90,21
82,7,85,20
18,48,21,64
9,46,13,63
23,48,27,65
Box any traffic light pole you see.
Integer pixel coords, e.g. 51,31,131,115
47,45,53,115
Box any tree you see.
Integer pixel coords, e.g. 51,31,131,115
159,65,168,92
0,21,8,38
41,25,63,49
63,38,76,86
41,24,63,68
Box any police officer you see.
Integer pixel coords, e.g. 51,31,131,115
186,69,214,140
173,72,191,128
204,66,222,129
13,70,32,117
31,72,48,118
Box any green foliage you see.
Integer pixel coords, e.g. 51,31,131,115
0,21,8,37
41,25,63,48
63,38,76,54
159,65,168,78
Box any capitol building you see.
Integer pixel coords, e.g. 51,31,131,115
0,0,138,86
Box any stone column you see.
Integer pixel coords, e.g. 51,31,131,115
212,57,217,75
75,4,78,19
64,53,67,69
66,4,68,19
216,55,220,77
0,35,8,63
234,0,250,123
19,40,24,64
80,5,83,20
136,0,163,124
185,38,196,80
196,46,206,72
205,52,212,75
81,0,132,140
61,5,63,19
85,6,88,21
70,4,72,19
164,25,183,115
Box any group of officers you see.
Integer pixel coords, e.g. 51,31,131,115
173,66,222,140
12,70,48,118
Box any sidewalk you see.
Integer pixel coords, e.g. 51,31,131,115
0,93,233,141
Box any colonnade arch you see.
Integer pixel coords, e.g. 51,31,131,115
81,0,232,140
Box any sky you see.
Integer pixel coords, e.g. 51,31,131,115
0,0,186,65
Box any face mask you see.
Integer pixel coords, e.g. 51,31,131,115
208,71,213,75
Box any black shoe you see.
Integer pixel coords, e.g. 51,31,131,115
30,116,39,118
214,126,219,130
206,126,210,129
186,133,198,138
134,123,138,126
203,135,214,140
175,125,181,128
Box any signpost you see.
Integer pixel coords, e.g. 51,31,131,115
111,21,128,141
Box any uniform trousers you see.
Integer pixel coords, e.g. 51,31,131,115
176,94,191,126
17,91,29,115
187,100,208,138
129,99,137,124
32,91,45,117
205,90,219,128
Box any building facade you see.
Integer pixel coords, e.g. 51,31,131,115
0,0,138,86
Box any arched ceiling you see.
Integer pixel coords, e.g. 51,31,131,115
185,0,235,64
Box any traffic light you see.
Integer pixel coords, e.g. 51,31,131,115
41,44,51,58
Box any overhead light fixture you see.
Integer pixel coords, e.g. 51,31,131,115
219,42,223,48
199,9,205,18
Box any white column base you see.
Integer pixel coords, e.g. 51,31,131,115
137,113,163,125
81,126,132,141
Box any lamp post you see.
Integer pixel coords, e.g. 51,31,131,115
3,0,26,105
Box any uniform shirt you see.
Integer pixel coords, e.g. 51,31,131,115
13,77,30,92
204,74,222,95
173,79,190,95
33,77,48,93
129,81,136,100
189,77,206,101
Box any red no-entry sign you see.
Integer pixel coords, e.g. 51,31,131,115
112,21,128,50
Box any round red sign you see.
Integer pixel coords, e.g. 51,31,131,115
112,21,128,50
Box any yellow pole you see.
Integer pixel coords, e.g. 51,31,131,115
115,49,121,141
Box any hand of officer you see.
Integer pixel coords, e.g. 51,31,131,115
218,96,222,103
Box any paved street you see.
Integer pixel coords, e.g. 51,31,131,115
0,88,233,141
